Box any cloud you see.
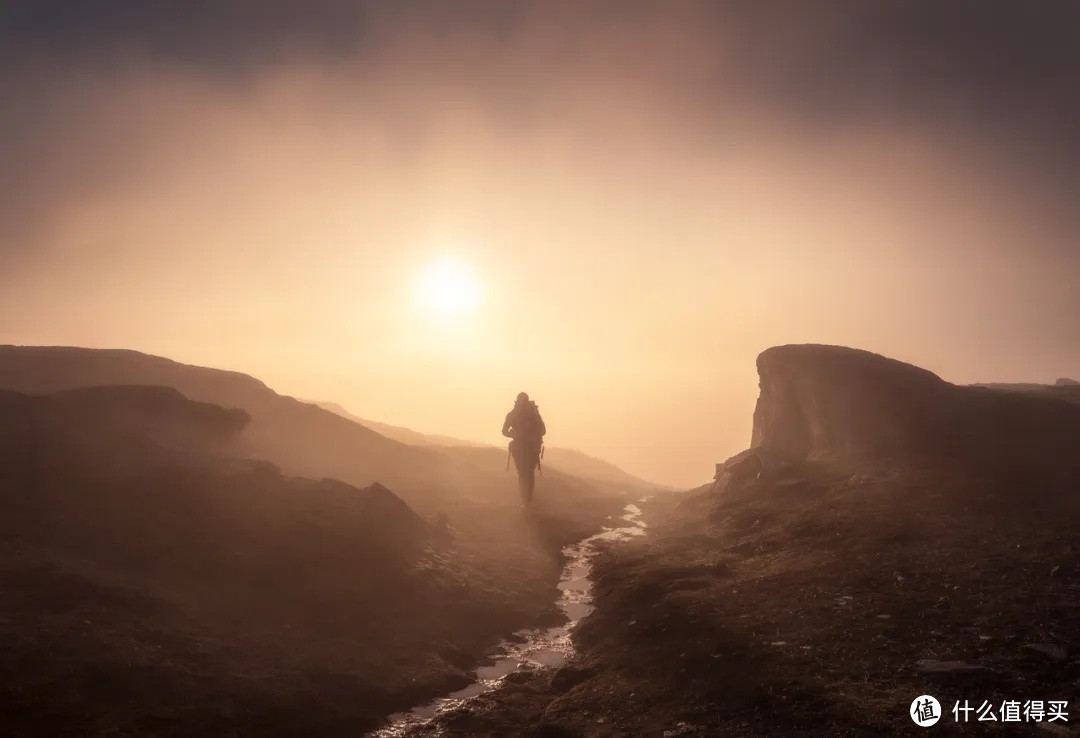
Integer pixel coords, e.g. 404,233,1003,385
1,0,1078,264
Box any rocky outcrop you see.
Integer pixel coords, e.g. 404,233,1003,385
50,384,250,437
0,385,250,472
712,447,766,491
748,344,1080,470
1057,378,1080,387
0,345,443,499
0,345,272,409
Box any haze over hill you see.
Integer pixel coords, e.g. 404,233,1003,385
1,2,1079,735
0,345,653,511
0,344,660,734
310,399,669,491
4,3,1080,487
0,384,446,735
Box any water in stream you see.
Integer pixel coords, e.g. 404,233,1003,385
371,501,648,737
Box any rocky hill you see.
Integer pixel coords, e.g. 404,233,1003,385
0,345,445,498
0,386,472,735
0,346,634,515
422,345,1080,736
750,344,1080,473
0,349,637,736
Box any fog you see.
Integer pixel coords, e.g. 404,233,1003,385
2,1,1078,485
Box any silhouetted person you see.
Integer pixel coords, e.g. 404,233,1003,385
502,392,546,505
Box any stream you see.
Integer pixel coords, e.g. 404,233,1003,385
371,500,648,737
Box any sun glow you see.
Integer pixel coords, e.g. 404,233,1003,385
412,256,482,320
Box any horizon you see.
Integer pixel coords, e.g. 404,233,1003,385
3,2,1079,487
2,339,1074,489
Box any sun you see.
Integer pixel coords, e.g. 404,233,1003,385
412,256,482,319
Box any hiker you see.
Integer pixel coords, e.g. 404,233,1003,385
502,392,546,504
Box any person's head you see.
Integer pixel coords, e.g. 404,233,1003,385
515,392,529,405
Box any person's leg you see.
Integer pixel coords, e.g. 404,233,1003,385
511,443,530,505
523,444,541,502
523,465,535,503
517,470,530,504
512,441,541,505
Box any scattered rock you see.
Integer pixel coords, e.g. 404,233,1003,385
917,659,989,674
1022,643,1068,661
715,448,766,491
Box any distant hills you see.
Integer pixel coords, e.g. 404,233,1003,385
0,345,428,491
0,345,656,507
972,377,1080,407
311,401,489,448
0,346,640,510
310,400,667,492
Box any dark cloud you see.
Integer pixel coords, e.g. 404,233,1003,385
702,1,1080,223
3,1,1078,130
0,0,374,68
2,1,1077,157
1,0,1078,260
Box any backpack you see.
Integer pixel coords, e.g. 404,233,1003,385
514,401,546,440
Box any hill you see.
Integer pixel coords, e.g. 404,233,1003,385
311,399,666,492
0,385,501,735
0,346,640,514
419,345,1080,736
310,401,488,448
0,346,451,500
974,379,1080,408
0,347,643,735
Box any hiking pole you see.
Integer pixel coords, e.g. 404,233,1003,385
506,443,511,472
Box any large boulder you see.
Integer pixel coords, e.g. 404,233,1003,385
713,447,766,491
748,344,1080,471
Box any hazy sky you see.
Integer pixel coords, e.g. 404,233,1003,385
2,1,1078,486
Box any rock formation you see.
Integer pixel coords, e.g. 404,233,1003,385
739,344,1080,472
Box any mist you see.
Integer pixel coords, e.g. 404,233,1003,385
2,1,1078,486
